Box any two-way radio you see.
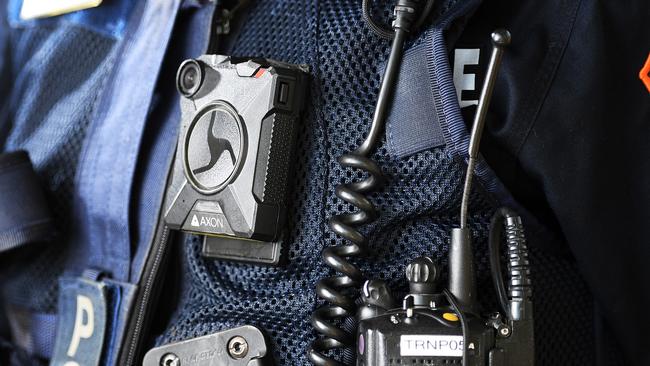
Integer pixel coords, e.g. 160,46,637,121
308,0,535,363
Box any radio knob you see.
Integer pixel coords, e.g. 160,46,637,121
406,257,440,295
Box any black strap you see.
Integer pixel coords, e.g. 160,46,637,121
0,151,55,252
207,0,252,54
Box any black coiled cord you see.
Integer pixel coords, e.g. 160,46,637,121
309,152,383,366
309,1,433,365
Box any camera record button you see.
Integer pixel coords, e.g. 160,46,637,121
183,102,244,194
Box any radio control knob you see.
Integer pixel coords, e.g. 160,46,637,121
406,257,439,295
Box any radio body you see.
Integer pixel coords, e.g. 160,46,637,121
356,212,535,366
358,309,496,365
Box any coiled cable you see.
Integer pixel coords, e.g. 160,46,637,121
308,1,433,365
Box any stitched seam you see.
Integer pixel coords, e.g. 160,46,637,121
513,0,583,157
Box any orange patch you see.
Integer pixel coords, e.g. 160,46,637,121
640,52,650,93
254,68,266,78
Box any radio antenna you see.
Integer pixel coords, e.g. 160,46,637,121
449,29,511,312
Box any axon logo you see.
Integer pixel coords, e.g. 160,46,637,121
63,295,95,366
452,48,484,108
191,214,225,229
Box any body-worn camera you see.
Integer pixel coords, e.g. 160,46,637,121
164,55,308,265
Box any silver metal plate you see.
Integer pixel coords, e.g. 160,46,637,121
142,325,270,366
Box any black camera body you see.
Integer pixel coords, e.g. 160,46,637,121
164,55,308,264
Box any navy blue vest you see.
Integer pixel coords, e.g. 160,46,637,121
0,0,630,365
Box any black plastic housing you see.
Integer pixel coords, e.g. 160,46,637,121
357,309,495,366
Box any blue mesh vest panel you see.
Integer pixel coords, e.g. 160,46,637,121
0,16,120,321
0,1,131,363
0,33,119,366
153,1,607,365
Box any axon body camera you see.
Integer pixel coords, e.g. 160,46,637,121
164,55,308,265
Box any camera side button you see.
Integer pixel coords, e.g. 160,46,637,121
278,81,290,105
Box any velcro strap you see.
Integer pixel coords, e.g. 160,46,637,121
386,39,447,159
0,151,55,252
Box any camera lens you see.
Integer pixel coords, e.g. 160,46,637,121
177,59,203,97
182,67,197,89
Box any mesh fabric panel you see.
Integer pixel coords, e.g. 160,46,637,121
157,1,606,365
0,25,117,313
